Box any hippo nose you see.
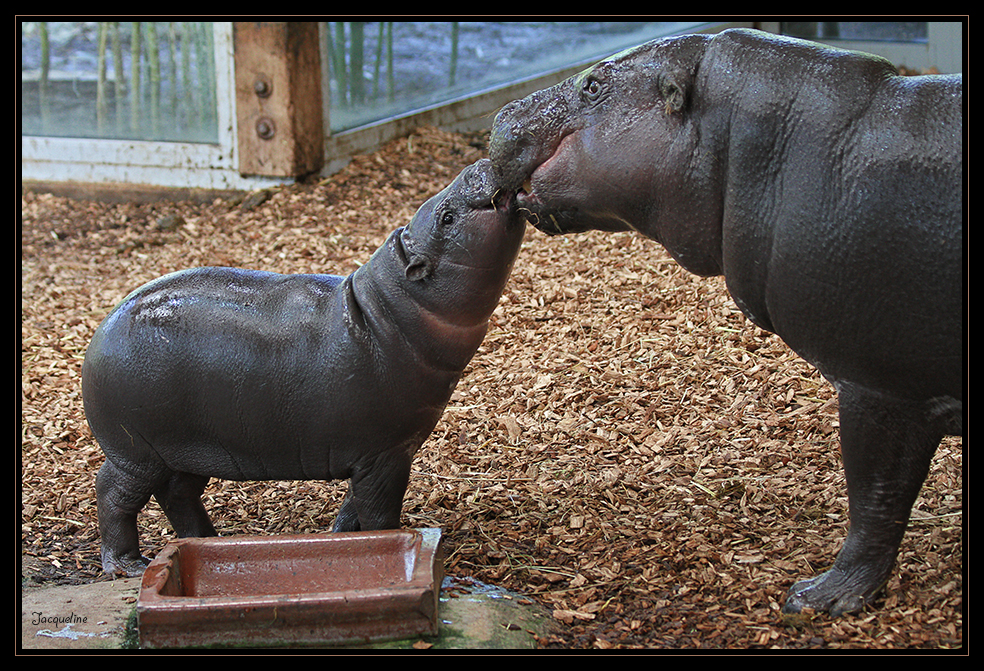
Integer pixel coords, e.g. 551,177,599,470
490,99,545,192
489,103,522,156
492,98,522,128
460,159,500,207
489,139,532,193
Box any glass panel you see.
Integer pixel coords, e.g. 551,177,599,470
21,21,218,143
325,21,707,132
782,21,928,43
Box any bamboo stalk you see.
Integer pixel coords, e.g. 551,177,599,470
193,22,207,125
349,22,365,105
450,21,459,86
96,22,108,132
111,22,124,133
39,22,49,131
372,22,384,99
386,22,394,103
130,22,141,134
167,22,178,127
198,23,216,130
147,22,160,137
181,22,193,127
330,22,347,107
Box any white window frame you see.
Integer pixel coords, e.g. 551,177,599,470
21,22,284,191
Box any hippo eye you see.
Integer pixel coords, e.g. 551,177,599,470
441,211,455,226
583,77,602,100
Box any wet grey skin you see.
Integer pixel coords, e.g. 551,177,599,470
489,28,962,617
83,159,527,577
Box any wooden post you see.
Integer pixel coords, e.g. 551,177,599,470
233,22,324,177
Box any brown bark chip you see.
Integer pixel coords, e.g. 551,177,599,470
21,127,962,649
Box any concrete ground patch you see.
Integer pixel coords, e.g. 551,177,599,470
383,576,559,649
21,575,140,650
21,561,557,651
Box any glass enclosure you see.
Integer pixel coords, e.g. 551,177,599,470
22,20,957,146
21,21,218,143
323,21,707,132
22,20,958,190
20,21,709,144
782,21,928,43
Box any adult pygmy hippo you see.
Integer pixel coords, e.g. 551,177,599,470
490,28,962,616
83,159,525,576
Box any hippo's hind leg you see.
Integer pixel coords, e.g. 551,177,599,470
783,382,947,616
331,448,413,532
153,472,217,538
95,459,158,577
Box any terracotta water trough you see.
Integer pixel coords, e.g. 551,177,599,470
137,528,444,648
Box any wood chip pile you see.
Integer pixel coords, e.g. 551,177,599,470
21,126,962,649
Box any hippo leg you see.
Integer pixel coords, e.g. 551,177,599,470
332,484,361,532
153,472,217,538
783,382,945,616
95,459,156,576
331,449,413,532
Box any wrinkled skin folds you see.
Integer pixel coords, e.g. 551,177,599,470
490,28,962,616
83,159,525,576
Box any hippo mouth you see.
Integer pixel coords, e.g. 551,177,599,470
505,131,584,235
489,188,535,233
465,187,522,230
514,179,540,219
488,187,515,213
509,130,634,236
460,163,523,224
514,174,579,235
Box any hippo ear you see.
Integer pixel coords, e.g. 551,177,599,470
658,68,688,114
405,254,434,281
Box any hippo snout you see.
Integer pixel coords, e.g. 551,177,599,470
459,159,499,206
458,158,517,213
490,92,570,196
488,100,540,188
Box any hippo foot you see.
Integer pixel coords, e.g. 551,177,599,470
782,566,887,617
101,549,150,578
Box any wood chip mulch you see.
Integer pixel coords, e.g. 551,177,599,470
21,126,963,649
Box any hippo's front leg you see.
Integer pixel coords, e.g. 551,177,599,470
331,447,415,532
153,471,218,538
332,485,361,532
783,382,947,616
